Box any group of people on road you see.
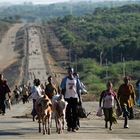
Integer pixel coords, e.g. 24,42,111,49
0,69,140,133
99,76,136,130
0,74,35,115
27,67,84,132
13,84,31,104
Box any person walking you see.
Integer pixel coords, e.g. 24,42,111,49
13,85,20,104
22,84,29,104
60,67,82,132
0,74,11,115
117,76,136,128
45,76,57,100
136,79,140,106
99,81,120,130
73,72,88,95
28,79,44,121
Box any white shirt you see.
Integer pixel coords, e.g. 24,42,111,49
103,91,116,108
65,78,78,99
30,85,43,100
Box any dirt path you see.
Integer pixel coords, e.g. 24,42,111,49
0,23,23,71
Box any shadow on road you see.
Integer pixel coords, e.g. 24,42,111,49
0,131,23,136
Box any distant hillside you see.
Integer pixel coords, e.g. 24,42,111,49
0,0,140,21
50,4,140,63
46,4,140,96
0,20,12,42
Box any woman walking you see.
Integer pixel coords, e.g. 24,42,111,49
99,81,120,130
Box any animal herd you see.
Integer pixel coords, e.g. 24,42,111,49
35,94,67,135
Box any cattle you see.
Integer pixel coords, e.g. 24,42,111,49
52,94,67,134
35,95,52,135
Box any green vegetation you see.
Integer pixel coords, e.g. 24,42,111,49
52,4,140,63
47,4,140,98
0,1,139,22
75,59,140,98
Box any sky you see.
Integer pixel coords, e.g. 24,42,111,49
0,0,129,5
0,0,70,5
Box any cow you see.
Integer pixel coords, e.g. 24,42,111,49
52,94,67,134
35,95,52,135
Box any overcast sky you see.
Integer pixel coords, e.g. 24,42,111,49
0,0,71,4
0,0,72,4
0,0,129,5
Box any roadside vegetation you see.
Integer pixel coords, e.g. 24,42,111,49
0,0,139,21
46,4,140,98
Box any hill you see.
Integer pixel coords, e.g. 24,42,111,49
0,0,140,21
44,4,140,97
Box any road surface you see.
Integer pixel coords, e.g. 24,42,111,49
27,26,47,84
0,101,140,140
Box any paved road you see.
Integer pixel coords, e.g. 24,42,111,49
27,26,47,84
0,101,140,140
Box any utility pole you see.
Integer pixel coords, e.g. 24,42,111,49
69,47,71,65
105,58,108,80
111,47,113,63
131,59,133,75
75,54,78,72
69,0,73,65
100,51,103,66
123,57,126,77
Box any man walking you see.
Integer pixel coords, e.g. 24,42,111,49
0,74,11,115
60,67,82,132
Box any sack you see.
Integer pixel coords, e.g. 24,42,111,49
116,106,122,117
77,104,87,118
96,107,103,117
128,107,134,120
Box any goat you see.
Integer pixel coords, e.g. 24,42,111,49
35,95,52,135
52,94,67,134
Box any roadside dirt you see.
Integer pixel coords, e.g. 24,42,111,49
0,23,23,72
